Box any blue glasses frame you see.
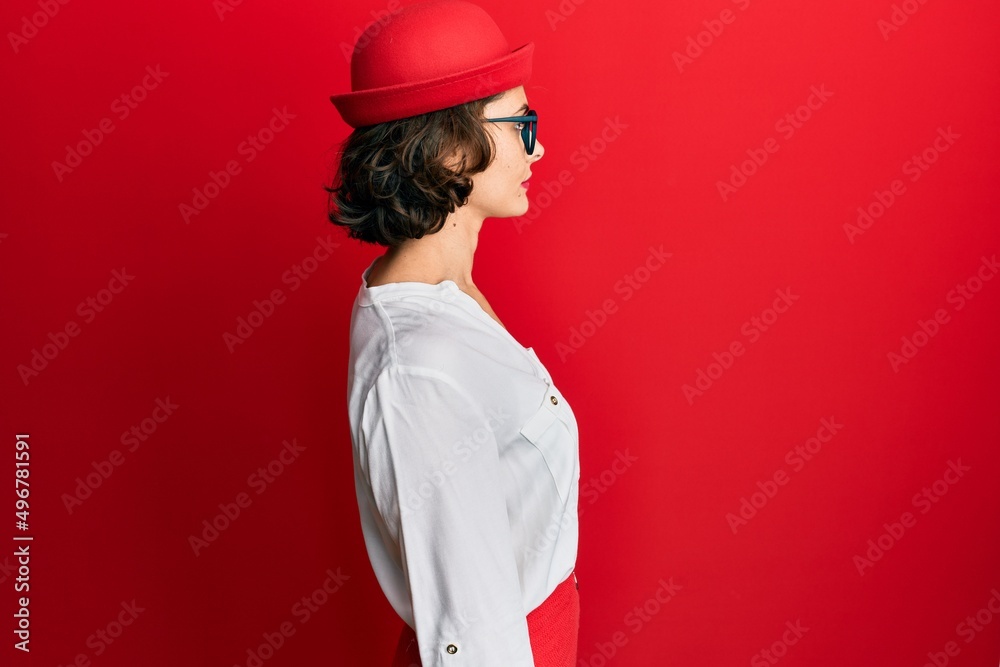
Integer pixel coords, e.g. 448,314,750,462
484,108,538,155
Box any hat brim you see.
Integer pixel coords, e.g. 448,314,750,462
331,42,534,128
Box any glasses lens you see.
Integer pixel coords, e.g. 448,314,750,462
525,110,537,154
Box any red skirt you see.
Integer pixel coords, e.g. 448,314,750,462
390,570,580,666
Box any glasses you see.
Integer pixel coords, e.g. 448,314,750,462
484,108,538,155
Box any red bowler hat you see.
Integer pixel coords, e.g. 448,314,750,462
330,0,534,128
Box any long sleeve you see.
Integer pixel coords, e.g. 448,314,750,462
361,363,535,666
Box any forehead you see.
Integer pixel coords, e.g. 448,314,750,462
489,87,528,115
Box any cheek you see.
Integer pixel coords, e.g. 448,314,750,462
502,147,523,177
500,131,523,166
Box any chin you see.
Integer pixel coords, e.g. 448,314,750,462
515,192,531,212
488,200,530,219
508,201,530,218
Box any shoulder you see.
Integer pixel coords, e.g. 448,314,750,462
372,292,487,369
352,286,522,398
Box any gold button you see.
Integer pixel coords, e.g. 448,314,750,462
446,644,458,654
550,395,558,405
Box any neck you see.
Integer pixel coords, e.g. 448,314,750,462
379,206,484,289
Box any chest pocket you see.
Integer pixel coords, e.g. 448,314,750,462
519,385,577,504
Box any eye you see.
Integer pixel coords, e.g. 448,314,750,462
514,121,526,131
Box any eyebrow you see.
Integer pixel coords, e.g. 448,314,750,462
511,103,529,115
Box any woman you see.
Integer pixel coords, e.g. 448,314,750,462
327,1,581,664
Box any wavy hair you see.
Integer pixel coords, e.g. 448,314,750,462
325,92,505,247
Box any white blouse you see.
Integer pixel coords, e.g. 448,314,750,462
345,258,580,666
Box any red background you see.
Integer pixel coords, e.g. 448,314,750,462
2,0,999,665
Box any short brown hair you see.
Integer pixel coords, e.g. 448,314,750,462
324,92,504,247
